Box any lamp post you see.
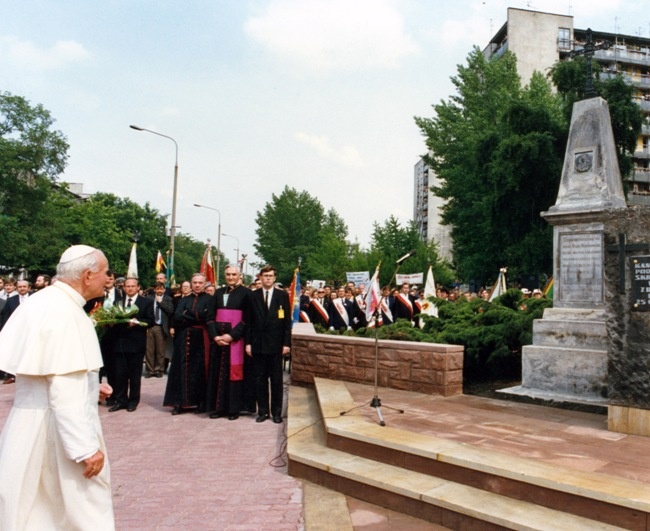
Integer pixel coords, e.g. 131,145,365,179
130,124,179,285
193,203,221,285
221,232,240,263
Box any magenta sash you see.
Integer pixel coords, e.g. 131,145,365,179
216,308,244,381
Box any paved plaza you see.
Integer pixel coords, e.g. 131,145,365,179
0,375,304,530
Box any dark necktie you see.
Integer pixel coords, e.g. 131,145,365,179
127,298,132,308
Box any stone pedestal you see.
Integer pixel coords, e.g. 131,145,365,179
502,97,625,406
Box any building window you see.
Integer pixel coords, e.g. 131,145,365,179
558,28,571,51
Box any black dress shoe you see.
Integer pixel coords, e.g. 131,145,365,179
209,412,224,419
105,398,116,407
127,405,137,412
171,406,183,415
256,414,269,423
108,404,126,412
272,416,282,424
228,414,239,421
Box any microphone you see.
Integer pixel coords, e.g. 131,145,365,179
395,249,416,265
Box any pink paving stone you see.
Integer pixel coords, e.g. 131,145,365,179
0,375,304,530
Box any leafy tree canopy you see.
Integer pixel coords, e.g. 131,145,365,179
415,48,567,283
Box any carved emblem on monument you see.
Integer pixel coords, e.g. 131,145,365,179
575,151,593,173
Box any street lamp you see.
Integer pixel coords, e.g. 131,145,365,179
193,203,221,285
221,232,240,263
130,124,179,285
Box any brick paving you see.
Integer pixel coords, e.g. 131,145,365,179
0,375,304,530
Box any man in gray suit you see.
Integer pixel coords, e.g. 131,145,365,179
145,282,174,378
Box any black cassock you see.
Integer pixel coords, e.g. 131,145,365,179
206,285,253,417
163,293,216,411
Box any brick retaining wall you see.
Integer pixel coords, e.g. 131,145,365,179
290,323,464,396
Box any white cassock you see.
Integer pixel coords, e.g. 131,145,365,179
0,282,114,531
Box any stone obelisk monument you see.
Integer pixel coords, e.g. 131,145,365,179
503,96,626,406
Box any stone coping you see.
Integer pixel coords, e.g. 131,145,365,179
313,377,650,514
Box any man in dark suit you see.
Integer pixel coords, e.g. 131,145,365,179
108,277,153,412
328,286,353,331
393,282,420,326
245,265,292,424
144,282,174,378
84,270,124,403
0,280,31,384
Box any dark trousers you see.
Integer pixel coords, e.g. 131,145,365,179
252,352,283,417
113,351,145,407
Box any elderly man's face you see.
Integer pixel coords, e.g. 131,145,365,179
224,268,240,288
191,276,206,295
16,281,30,295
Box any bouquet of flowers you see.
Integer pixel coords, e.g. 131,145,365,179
89,301,147,338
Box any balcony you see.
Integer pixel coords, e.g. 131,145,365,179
634,148,650,159
593,46,650,68
632,168,650,182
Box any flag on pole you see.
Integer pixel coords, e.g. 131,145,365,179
364,262,382,326
155,250,166,273
543,276,554,299
199,244,216,286
166,250,174,288
419,265,438,324
127,242,138,278
288,267,301,326
489,268,507,301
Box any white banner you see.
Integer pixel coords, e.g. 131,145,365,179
346,271,369,285
396,272,423,285
309,279,326,289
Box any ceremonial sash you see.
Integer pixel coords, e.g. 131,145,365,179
333,299,350,326
300,310,310,323
396,293,413,318
216,308,244,381
311,299,329,325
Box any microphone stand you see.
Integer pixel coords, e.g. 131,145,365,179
340,260,407,426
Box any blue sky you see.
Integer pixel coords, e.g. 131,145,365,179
1,0,647,270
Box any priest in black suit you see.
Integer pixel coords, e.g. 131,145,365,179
108,277,153,412
245,265,292,424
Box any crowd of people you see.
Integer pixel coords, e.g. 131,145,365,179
0,264,293,426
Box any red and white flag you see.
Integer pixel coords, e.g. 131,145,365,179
364,263,382,325
200,244,216,286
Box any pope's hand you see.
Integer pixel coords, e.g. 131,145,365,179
83,450,105,479
99,383,113,402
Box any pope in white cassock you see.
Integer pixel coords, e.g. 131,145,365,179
0,245,115,530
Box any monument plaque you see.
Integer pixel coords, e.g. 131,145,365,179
558,231,603,304
631,255,650,312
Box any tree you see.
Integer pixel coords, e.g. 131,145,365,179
63,193,168,285
415,49,566,282
254,186,350,283
0,92,70,273
370,216,453,287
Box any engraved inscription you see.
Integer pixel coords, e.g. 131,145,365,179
558,232,603,303
631,256,650,312
574,151,593,173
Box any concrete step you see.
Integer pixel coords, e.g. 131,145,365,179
532,318,607,350
521,344,608,400
288,381,635,530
